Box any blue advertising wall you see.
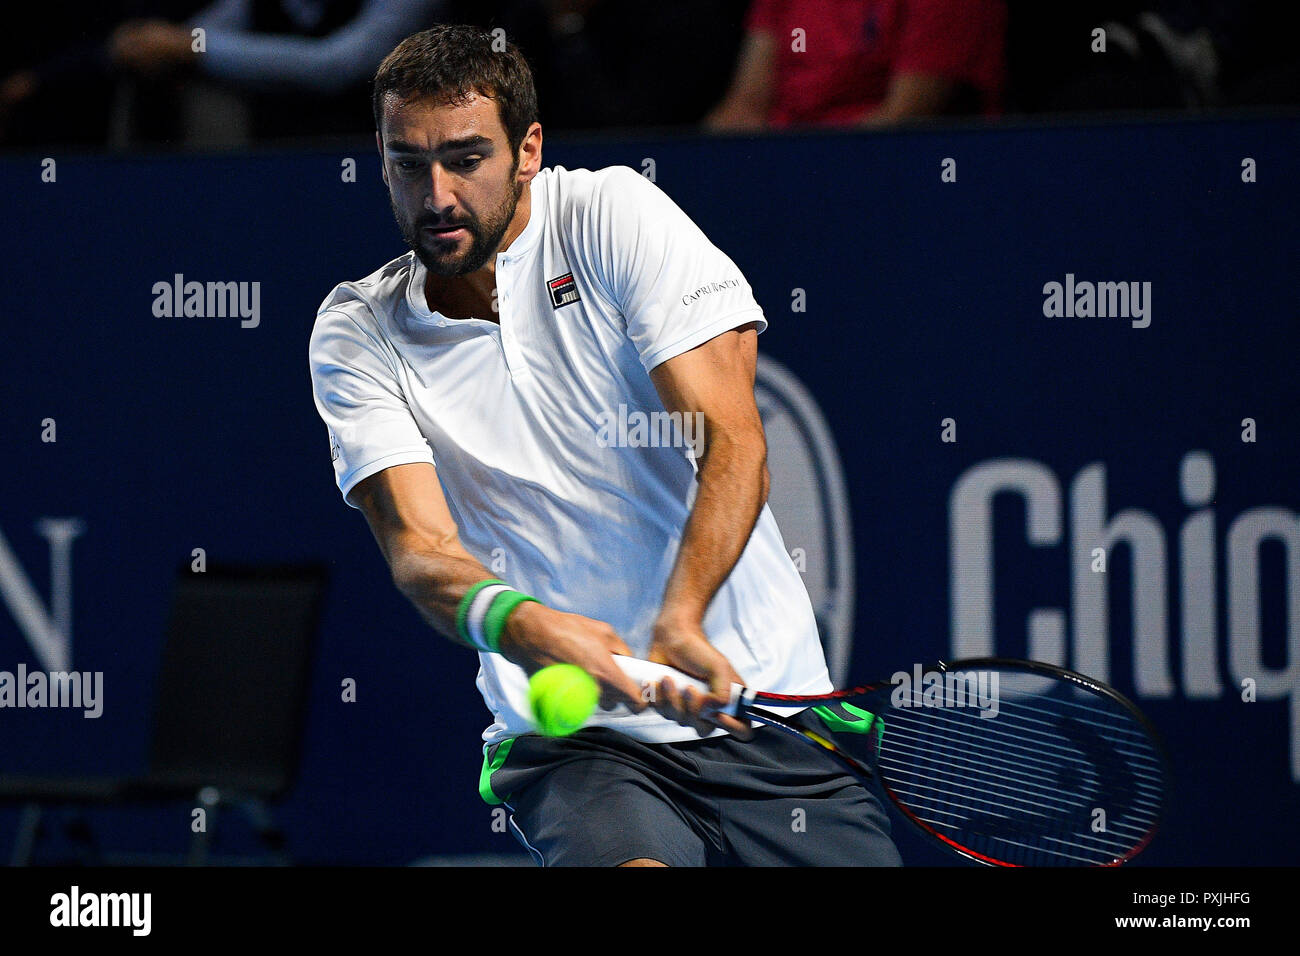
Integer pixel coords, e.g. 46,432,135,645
1,115,1296,864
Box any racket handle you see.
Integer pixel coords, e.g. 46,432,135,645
611,655,750,717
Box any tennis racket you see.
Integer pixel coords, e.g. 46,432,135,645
613,655,1169,867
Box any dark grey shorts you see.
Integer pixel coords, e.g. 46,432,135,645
482,708,903,867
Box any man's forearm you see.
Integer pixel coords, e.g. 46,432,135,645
859,72,957,126
658,431,769,628
391,547,642,704
391,546,501,647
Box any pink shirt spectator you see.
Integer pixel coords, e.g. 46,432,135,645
746,0,1006,126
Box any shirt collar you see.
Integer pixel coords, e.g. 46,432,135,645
497,166,547,262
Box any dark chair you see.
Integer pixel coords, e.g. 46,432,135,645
0,562,328,865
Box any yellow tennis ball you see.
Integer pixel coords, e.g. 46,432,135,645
529,664,599,736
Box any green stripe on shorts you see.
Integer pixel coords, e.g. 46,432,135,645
478,737,518,805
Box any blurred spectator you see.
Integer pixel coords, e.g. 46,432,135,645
115,0,446,141
5,1,1293,150
0,1,191,147
705,0,1007,131
2,0,446,147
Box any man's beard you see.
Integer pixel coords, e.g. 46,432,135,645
393,178,523,277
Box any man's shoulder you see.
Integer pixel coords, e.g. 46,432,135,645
312,251,416,339
542,165,673,274
544,163,659,216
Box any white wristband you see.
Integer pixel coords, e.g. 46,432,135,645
465,583,512,652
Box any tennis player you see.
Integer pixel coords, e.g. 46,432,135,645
309,25,902,867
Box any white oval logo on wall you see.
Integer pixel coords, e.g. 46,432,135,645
754,355,855,685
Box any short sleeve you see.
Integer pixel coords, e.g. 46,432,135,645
590,167,767,374
308,307,435,508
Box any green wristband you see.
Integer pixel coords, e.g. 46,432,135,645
456,579,507,645
483,590,541,654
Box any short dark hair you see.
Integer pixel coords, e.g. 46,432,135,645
372,25,539,155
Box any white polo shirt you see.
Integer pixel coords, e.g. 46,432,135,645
309,164,832,744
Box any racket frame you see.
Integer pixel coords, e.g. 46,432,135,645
736,657,1171,867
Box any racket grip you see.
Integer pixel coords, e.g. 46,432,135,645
612,655,750,717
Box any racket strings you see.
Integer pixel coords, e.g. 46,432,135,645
857,672,1164,866
882,689,1165,779
882,702,1164,795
